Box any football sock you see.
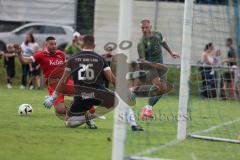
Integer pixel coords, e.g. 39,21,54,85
126,108,137,127
145,104,152,110
148,95,161,107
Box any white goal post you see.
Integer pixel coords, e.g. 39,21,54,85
112,0,133,160
177,0,194,141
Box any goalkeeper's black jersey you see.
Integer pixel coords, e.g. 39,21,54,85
66,51,109,88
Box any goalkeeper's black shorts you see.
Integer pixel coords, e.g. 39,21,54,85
69,85,116,115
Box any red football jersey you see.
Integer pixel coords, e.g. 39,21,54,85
31,50,65,83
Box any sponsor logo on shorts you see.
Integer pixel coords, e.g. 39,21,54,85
81,92,95,99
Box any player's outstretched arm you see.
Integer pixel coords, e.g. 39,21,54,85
162,41,180,59
43,68,71,109
14,44,33,64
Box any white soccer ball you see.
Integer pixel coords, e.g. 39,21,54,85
18,104,33,115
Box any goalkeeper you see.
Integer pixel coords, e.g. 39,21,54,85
137,19,180,120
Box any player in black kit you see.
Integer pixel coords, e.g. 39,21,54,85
43,35,143,131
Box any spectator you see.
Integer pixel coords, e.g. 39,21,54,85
102,46,113,88
102,46,113,65
222,38,237,98
212,49,222,94
213,49,221,65
64,31,81,57
3,43,16,89
20,32,39,89
29,44,41,90
42,41,47,51
200,42,217,98
0,51,3,59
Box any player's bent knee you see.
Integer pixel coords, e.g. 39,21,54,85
54,103,67,114
65,120,81,128
65,116,86,128
54,103,67,120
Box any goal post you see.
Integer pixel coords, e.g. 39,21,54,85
112,0,133,160
177,0,194,141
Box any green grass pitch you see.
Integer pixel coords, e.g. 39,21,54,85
0,86,240,160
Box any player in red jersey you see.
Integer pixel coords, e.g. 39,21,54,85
16,36,70,118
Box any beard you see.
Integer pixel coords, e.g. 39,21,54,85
49,49,56,54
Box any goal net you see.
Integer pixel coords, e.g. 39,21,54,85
100,0,240,159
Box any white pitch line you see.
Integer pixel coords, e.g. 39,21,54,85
131,118,240,157
190,153,198,160
132,139,180,157
129,156,174,160
191,118,240,135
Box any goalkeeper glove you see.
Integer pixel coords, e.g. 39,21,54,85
43,92,58,109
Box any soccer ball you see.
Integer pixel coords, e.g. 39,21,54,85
18,104,33,115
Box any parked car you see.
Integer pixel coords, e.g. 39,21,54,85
0,22,74,51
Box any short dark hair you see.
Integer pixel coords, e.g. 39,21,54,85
46,36,55,41
82,35,94,46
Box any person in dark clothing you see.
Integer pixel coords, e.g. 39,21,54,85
3,44,16,89
222,38,237,98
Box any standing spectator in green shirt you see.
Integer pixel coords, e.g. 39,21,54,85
137,19,180,120
64,32,82,57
